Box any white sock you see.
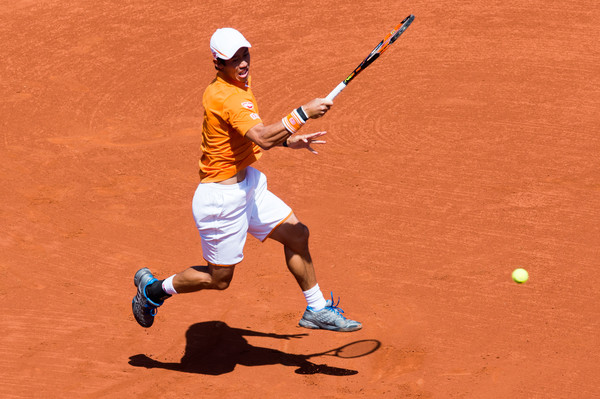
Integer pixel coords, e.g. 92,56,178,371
303,283,326,311
162,275,178,295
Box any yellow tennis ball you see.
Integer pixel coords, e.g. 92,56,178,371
512,268,529,284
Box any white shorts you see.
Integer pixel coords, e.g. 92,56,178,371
192,166,292,266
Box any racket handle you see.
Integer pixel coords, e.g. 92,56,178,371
325,82,347,102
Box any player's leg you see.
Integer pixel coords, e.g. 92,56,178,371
247,168,361,332
267,214,317,291
268,216,361,332
132,177,249,328
171,264,235,292
132,264,236,328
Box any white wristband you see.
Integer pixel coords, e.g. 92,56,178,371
281,108,306,134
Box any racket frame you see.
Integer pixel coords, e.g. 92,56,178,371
325,14,414,101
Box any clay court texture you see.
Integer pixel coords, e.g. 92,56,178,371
1,1,599,398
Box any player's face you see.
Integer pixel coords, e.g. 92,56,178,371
218,47,250,84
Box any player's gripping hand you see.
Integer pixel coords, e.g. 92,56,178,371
302,98,333,119
287,131,327,154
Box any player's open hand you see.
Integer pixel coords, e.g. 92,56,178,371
286,131,327,154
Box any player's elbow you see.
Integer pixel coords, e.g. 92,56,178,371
246,125,280,150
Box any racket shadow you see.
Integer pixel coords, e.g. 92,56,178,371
304,339,382,360
128,321,377,376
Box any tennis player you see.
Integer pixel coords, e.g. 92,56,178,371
132,28,361,332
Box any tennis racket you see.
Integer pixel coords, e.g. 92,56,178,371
325,14,415,101
304,339,381,359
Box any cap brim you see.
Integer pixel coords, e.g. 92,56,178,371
213,44,251,60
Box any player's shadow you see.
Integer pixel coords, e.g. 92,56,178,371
129,321,368,376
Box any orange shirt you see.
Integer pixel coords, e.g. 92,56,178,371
199,75,263,182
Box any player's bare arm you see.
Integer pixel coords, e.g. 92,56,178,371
245,98,332,150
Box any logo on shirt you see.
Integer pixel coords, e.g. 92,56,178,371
241,101,254,110
250,113,260,120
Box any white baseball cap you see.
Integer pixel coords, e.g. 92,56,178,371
210,28,252,60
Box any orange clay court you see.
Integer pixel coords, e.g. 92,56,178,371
1,1,599,398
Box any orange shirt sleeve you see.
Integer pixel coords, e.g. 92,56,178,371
222,92,262,136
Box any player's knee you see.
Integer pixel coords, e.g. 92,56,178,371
214,280,231,290
298,222,310,242
212,274,234,290
290,222,310,248
206,264,235,290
